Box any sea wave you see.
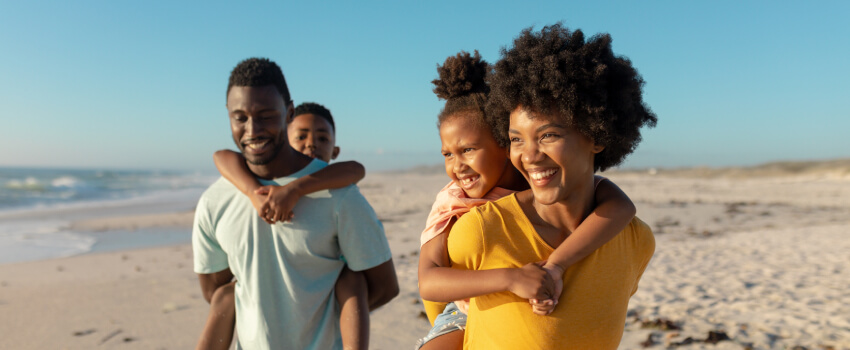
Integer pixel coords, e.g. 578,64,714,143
0,167,217,211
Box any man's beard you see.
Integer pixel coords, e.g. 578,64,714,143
243,139,285,165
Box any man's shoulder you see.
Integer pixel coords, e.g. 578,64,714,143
196,177,242,211
199,177,239,198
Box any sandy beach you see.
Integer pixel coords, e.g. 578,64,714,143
1,163,849,349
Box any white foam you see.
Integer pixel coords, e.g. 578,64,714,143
0,220,95,265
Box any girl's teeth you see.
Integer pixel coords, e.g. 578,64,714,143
461,176,478,184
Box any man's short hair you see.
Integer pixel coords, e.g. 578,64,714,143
227,58,291,102
294,102,335,133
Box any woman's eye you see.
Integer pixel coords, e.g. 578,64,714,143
541,133,559,141
509,137,521,143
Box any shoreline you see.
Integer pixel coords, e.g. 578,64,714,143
1,171,849,349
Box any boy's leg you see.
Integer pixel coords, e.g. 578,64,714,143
196,281,236,350
336,265,369,350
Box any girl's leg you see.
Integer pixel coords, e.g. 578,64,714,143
336,266,369,350
419,331,464,350
416,302,465,350
196,281,236,350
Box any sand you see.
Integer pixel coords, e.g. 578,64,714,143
1,164,848,349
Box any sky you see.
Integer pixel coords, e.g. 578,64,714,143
1,1,848,173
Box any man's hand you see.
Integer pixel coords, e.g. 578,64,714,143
507,262,555,301
254,184,302,223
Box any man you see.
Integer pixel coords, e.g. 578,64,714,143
192,57,398,349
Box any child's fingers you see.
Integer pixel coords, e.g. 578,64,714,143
532,308,548,316
531,304,554,315
261,214,274,224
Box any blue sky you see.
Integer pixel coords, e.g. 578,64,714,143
1,1,848,172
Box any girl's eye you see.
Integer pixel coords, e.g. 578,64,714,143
509,137,521,143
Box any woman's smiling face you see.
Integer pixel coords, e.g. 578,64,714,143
439,115,512,199
508,107,603,205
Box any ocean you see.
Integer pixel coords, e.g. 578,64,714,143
0,167,217,265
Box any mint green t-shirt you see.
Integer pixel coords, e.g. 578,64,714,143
192,159,392,350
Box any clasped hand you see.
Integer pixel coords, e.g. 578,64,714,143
508,261,565,316
248,184,302,224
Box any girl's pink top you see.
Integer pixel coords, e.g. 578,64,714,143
420,181,516,247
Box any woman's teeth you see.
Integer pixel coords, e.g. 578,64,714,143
530,169,557,181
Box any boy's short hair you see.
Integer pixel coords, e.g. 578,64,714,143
488,23,657,171
227,58,291,102
293,102,335,133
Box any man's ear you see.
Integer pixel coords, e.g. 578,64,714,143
331,146,340,160
285,100,295,123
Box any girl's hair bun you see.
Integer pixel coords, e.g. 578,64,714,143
432,50,490,100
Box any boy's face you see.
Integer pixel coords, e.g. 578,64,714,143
287,113,339,162
439,115,513,199
508,107,603,205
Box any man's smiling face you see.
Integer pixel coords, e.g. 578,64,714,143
227,85,289,165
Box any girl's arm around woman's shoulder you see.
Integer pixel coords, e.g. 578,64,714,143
417,214,555,303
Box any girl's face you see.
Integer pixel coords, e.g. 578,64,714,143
439,115,512,199
508,107,603,205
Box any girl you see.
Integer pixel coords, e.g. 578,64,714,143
416,50,637,349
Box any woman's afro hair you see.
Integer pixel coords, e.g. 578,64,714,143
432,51,506,146
488,23,657,171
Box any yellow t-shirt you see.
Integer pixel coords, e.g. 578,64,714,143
447,194,655,350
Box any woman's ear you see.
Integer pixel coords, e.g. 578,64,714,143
592,144,605,154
